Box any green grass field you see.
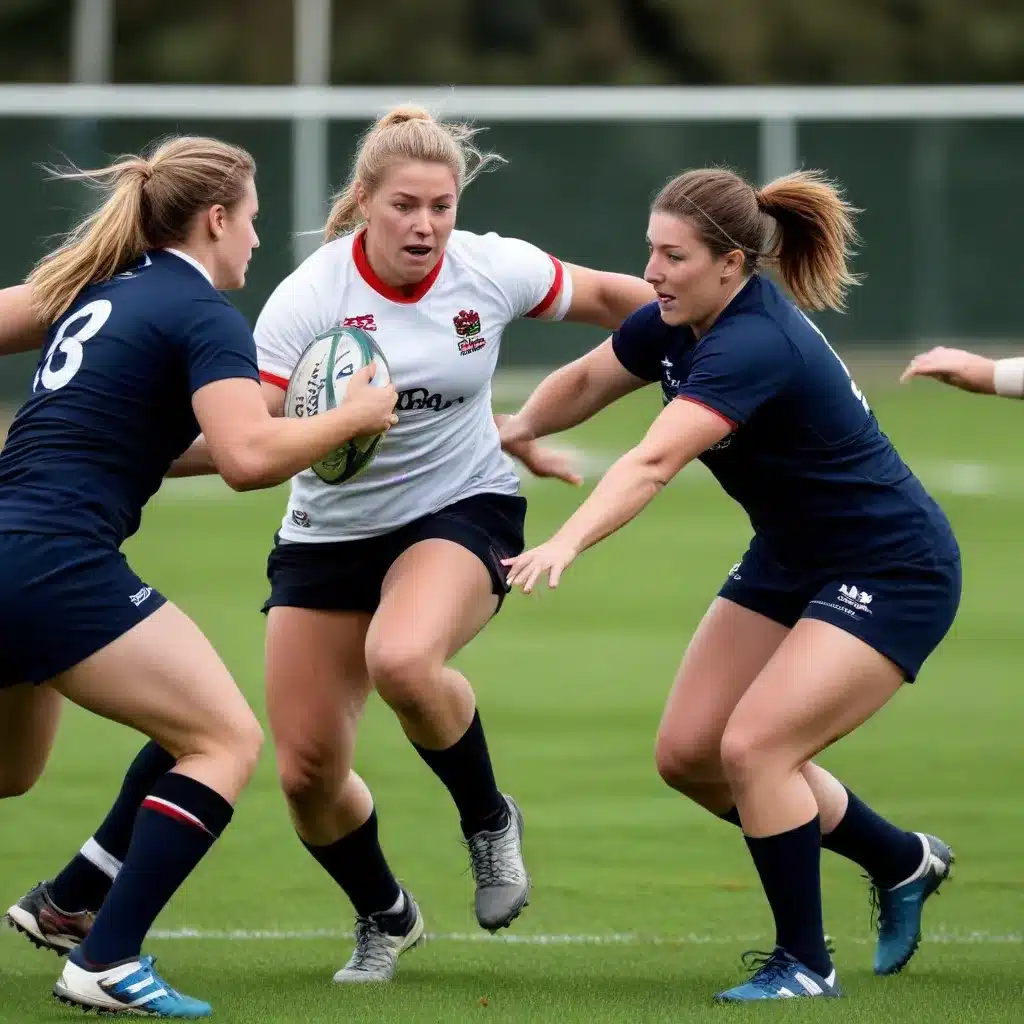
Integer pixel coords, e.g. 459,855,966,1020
2,376,1023,1022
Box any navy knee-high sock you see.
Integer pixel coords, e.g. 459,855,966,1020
820,787,924,889
744,817,832,978
300,809,402,920
412,711,507,840
78,772,233,967
49,741,176,913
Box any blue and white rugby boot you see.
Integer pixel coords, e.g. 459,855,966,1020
54,951,211,1017
872,832,954,976
714,948,843,1003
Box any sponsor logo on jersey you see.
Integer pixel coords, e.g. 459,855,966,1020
342,313,377,332
129,585,153,607
291,509,312,528
659,357,683,405
395,387,466,412
454,309,486,355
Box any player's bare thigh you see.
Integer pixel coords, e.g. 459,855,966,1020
50,601,263,802
365,539,498,746
654,598,789,807
0,683,63,797
264,607,374,800
720,618,905,835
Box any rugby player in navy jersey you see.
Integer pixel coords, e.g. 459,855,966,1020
499,168,960,1002
0,136,396,1017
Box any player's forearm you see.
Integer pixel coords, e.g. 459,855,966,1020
220,407,366,491
553,450,664,555
166,436,217,477
512,359,606,439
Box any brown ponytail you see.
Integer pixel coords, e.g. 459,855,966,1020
652,166,861,312
755,171,861,311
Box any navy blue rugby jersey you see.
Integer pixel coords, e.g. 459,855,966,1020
0,250,259,547
612,274,957,571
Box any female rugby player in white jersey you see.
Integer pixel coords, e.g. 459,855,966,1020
9,106,654,985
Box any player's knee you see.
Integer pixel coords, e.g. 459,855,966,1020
654,730,720,790
718,723,770,785
199,709,264,788
0,763,42,799
366,638,438,713
235,714,265,778
277,743,346,806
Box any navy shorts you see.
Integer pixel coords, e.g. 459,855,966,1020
0,533,166,688
263,492,527,616
718,538,961,682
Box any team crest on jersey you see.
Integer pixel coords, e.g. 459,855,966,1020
453,309,486,355
342,313,377,332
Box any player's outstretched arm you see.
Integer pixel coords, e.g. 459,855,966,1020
503,398,731,593
0,285,46,355
499,339,648,451
191,367,396,491
900,346,1023,397
556,264,655,332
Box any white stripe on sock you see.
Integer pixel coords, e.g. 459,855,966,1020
80,837,122,881
143,795,206,830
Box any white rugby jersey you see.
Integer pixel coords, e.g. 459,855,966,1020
255,228,571,542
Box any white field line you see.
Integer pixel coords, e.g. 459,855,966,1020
148,927,1023,946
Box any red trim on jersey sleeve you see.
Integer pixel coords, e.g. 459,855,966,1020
352,229,444,304
673,395,738,431
260,370,289,390
525,255,565,318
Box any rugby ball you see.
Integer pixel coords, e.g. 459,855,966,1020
284,325,392,484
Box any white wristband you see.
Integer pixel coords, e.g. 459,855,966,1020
993,358,1024,398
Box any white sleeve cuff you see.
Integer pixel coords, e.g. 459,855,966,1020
993,357,1024,398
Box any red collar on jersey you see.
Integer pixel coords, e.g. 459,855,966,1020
353,229,444,303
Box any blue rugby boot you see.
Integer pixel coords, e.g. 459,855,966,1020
714,948,843,1003
872,832,954,976
54,951,212,1017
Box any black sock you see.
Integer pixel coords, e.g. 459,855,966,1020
301,809,402,921
49,742,176,914
744,817,832,978
720,806,742,827
412,710,507,840
78,772,233,967
820,787,924,889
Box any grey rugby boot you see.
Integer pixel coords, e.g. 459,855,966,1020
332,889,425,983
467,794,530,931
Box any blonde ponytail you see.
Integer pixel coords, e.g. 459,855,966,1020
29,136,255,324
324,105,504,241
29,160,151,324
